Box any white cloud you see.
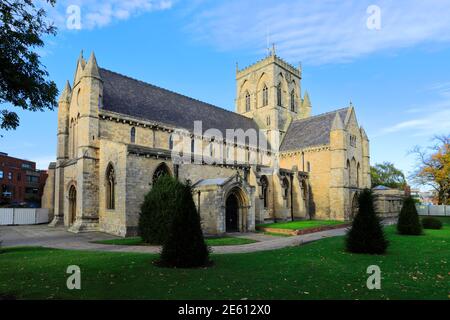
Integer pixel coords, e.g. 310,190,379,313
380,109,450,136
379,82,450,137
45,0,173,30
183,0,450,64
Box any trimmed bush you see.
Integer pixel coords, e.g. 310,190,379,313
138,174,184,244
346,189,389,254
397,197,422,235
160,182,210,268
422,217,443,230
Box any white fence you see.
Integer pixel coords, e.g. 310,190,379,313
0,208,49,225
416,204,450,216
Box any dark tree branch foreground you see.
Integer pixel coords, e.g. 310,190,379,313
0,0,58,132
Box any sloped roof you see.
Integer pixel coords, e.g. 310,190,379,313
280,108,350,151
99,68,259,136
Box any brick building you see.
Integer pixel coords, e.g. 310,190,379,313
0,152,48,206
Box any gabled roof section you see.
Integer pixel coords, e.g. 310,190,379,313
99,68,259,136
280,108,350,151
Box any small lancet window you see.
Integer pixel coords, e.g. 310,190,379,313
130,127,136,143
106,164,116,210
277,83,282,106
245,91,251,112
262,85,268,106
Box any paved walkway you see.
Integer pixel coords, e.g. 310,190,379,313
0,224,348,254
0,219,396,254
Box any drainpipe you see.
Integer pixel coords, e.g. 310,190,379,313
290,174,294,221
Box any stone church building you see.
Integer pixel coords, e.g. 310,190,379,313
43,51,371,237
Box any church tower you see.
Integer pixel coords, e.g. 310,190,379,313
235,50,310,148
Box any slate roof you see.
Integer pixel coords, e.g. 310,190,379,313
280,108,350,151
99,68,259,135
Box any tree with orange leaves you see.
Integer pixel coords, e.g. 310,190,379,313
411,135,450,205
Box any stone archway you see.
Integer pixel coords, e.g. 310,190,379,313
224,186,250,233
225,193,239,232
68,185,77,226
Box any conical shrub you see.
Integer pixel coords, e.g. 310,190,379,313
160,182,210,268
346,189,389,254
138,174,184,244
397,196,422,235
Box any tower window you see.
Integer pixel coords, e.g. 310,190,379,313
277,83,282,106
266,116,271,126
245,91,251,112
262,85,268,106
290,90,295,112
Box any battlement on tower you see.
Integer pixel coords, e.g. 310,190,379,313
236,54,301,80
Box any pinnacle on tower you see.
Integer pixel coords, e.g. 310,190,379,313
59,80,72,103
83,51,100,79
73,50,86,85
331,112,344,131
302,91,311,109
360,126,369,141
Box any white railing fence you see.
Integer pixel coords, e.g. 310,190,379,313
416,204,450,216
0,208,49,225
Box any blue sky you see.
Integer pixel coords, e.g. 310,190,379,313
1,0,450,189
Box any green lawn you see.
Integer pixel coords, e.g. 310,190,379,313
93,236,257,247
0,218,448,300
257,219,347,230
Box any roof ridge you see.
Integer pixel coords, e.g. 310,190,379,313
292,107,349,123
99,67,254,122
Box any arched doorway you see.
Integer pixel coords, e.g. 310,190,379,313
225,193,239,232
68,185,77,225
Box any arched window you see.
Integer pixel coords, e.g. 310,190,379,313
262,85,268,106
245,91,251,112
106,164,115,210
169,134,173,150
277,83,282,106
261,176,269,208
307,161,311,172
130,127,136,144
351,158,357,187
209,143,214,158
152,163,170,184
290,90,295,112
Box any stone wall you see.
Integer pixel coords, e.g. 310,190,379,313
41,163,56,219
373,187,405,218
